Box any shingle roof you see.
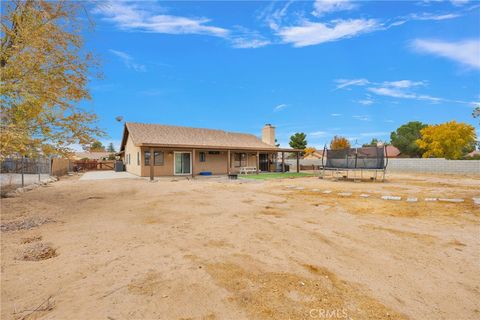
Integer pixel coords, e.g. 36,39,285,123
123,122,283,150
385,145,401,157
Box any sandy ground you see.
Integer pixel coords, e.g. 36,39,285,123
1,172,479,320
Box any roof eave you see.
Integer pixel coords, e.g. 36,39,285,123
136,143,301,152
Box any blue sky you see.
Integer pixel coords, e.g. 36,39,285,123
83,0,480,149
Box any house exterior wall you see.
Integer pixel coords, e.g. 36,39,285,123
194,150,228,175
129,147,275,177
139,148,230,176
124,135,142,176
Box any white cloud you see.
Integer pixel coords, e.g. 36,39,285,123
230,37,271,49
331,113,342,116
274,104,288,111
409,12,461,20
312,0,356,16
382,80,426,88
411,39,480,69
357,99,374,105
367,86,444,103
278,19,380,47
109,49,146,72
368,87,414,98
230,26,271,48
360,131,389,137
260,1,293,31
352,115,371,121
310,131,328,137
335,78,370,89
334,77,473,105
95,1,229,37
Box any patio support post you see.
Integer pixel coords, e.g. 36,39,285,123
296,151,300,173
149,147,154,181
227,150,231,174
192,149,196,178
282,152,285,173
256,151,260,174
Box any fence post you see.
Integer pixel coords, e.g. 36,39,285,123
21,156,25,187
38,158,41,182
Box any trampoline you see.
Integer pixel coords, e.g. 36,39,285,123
320,146,388,181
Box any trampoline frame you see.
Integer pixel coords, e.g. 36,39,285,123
319,146,389,182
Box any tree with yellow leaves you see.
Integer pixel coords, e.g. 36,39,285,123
303,147,316,157
1,0,104,158
330,136,351,150
416,121,477,160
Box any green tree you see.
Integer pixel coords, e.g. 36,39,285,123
107,142,116,153
362,138,379,147
416,121,476,160
330,136,351,150
390,121,427,157
473,106,480,125
289,133,307,150
0,0,104,158
90,141,105,152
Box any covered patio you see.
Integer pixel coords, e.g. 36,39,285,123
142,147,302,181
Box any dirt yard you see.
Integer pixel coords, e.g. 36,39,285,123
1,173,479,320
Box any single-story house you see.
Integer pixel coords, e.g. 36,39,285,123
119,122,301,178
384,145,401,158
303,150,325,160
466,150,480,158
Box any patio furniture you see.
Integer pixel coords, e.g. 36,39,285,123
239,167,257,174
228,173,238,180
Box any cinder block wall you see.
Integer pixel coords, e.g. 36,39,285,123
387,158,480,174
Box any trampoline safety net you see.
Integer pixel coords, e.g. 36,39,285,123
325,147,385,169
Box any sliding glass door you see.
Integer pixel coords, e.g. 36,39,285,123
174,152,191,175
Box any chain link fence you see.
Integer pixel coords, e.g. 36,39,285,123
0,157,52,191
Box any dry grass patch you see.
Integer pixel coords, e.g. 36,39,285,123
205,257,406,320
288,191,478,218
20,235,42,244
128,271,163,296
205,239,234,248
18,242,57,261
362,224,438,245
1,216,54,232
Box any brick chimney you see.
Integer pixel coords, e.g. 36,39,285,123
262,124,276,146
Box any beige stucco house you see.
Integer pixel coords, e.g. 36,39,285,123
119,122,301,178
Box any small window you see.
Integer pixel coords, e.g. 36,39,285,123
208,151,220,155
144,151,151,165
234,153,247,167
137,152,140,165
199,152,206,162
154,151,164,166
